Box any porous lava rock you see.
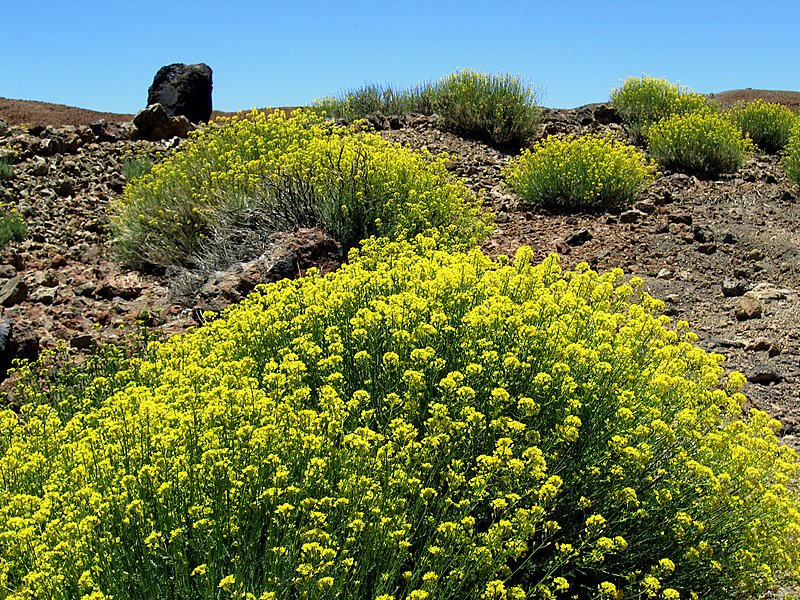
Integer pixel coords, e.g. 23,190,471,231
147,63,213,124
131,103,193,141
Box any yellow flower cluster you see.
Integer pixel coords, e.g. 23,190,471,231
110,109,492,268
784,117,800,186
503,134,658,211
725,99,797,153
1,238,798,599
647,112,754,177
610,76,712,140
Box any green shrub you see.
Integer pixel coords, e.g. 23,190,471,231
611,77,712,141
647,112,753,177
783,118,800,185
2,238,798,600
110,109,492,269
0,207,27,247
313,84,433,122
427,69,541,147
121,156,155,181
503,134,657,212
725,99,796,153
315,70,541,148
0,156,13,180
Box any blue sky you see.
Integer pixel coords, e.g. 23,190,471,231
2,0,798,113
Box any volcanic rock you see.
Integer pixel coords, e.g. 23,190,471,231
734,293,763,320
147,63,213,124
132,104,193,141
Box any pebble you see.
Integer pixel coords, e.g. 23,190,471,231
619,209,645,223
668,213,693,225
721,279,748,297
565,229,592,246
0,276,28,307
734,294,763,320
746,365,784,385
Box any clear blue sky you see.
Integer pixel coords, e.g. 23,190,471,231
2,0,798,113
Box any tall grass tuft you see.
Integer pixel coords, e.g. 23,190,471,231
314,84,433,122
314,69,541,148
426,69,542,148
0,156,13,180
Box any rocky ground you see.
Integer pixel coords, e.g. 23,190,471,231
0,95,799,460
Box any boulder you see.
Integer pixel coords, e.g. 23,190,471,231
0,318,39,381
131,104,194,141
593,104,622,125
147,63,213,123
0,276,28,307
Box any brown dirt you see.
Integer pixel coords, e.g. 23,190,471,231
708,89,800,111
0,96,301,127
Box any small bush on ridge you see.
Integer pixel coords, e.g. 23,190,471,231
503,134,658,212
783,118,800,185
315,69,541,148
725,99,797,153
427,69,541,147
110,109,492,269
313,84,433,122
647,112,753,177
611,77,712,141
1,238,797,599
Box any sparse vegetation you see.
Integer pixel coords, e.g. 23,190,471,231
121,156,154,181
0,206,27,247
611,77,712,142
646,112,753,177
783,117,800,185
314,83,432,122
1,240,798,599
427,69,542,147
315,69,541,148
111,109,492,270
725,99,797,153
0,155,13,180
503,134,657,211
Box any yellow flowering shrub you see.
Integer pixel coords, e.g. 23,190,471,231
783,118,800,185
611,77,712,142
725,99,796,153
110,109,492,269
0,204,27,249
2,237,798,599
503,134,658,211
647,112,754,177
